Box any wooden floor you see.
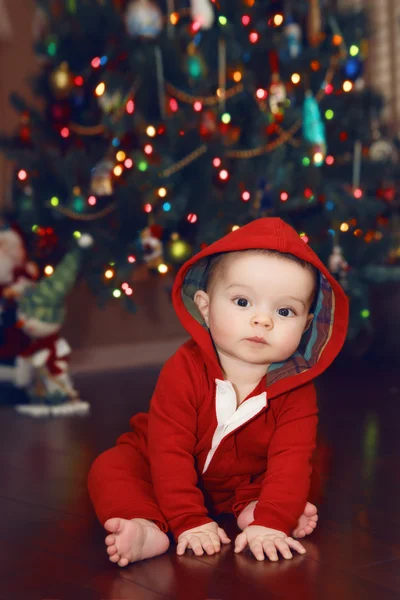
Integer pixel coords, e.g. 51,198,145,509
1,355,399,600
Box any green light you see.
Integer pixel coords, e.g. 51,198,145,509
302,157,310,166
73,231,81,239
325,109,334,120
109,261,115,266
221,113,231,124
350,45,359,56
47,41,57,57
138,160,148,172
73,196,85,213
32,225,38,232
219,16,228,25
361,309,370,319
50,196,59,207
113,289,122,298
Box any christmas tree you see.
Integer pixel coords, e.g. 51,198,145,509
1,0,400,341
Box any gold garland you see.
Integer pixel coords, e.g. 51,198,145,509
165,82,244,106
158,144,207,177
69,122,105,135
51,202,117,220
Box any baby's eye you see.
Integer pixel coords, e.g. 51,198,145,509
234,297,250,308
277,307,295,317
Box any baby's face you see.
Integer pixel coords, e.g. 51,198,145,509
195,252,315,369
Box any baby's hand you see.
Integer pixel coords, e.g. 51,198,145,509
235,525,306,562
177,521,231,556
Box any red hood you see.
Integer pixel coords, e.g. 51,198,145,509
172,218,349,399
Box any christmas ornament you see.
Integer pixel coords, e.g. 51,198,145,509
15,236,93,416
269,73,286,114
200,110,217,138
284,17,302,58
328,245,348,290
90,160,114,196
303,91,326,165
369,139,397,162
50,62,73,99
140,226,164,269
98,89,123,114
125,0,163,38
190,0,215,30
307,0,322,47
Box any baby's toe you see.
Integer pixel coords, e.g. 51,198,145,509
109,553,121,563
294,528,306,538
105,535,116,546
309,520,317,529
304,525,314,535
118,557,129,567
107,544,118,556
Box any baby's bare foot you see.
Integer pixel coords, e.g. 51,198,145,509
104,517,170,567
292,502,318,538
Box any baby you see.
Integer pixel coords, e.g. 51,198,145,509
88,217,348,564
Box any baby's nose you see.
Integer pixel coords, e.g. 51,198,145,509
251,314,273,328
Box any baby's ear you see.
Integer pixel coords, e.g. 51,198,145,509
194,290,210,326
304,313,314,333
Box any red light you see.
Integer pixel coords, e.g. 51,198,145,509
339,131,348,141
18,170,27,181
187,213,198,223
219,169,229,180
144,144,153,155
88,196,96,206
126,100,135,114
61,127,70,138
128,255,136,263
242,15,251,26
324,83,334,94
192,21,201,33
325,155,334,165
193,101,202,112
91,57,101,68
249,31,259,43
74,76,84,86
256,88,268,100
169,98,178,112
121,282,129,290
124,158,133,168
144,204,152,213
304,188,313,199
280,192,289,201
242,191,250,201
353,188,363,198
213,157,221,167
125,287,133,296
301,235,309,244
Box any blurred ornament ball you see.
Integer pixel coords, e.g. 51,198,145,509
90,160,114,196
50,62,73,98
125,0,163,38
168,237,192,263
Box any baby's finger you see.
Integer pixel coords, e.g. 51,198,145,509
187,535,206,556
176,538,189,556
286,536,306,555
249,539,268,561
198,533,219,555
274,538,293,560
234,531,248,553
217,527,231,544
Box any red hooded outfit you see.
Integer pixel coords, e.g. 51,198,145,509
88,218,348,540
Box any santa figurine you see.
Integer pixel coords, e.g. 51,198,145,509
0,222,38,404
14,235,92,417
0,222,38,300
